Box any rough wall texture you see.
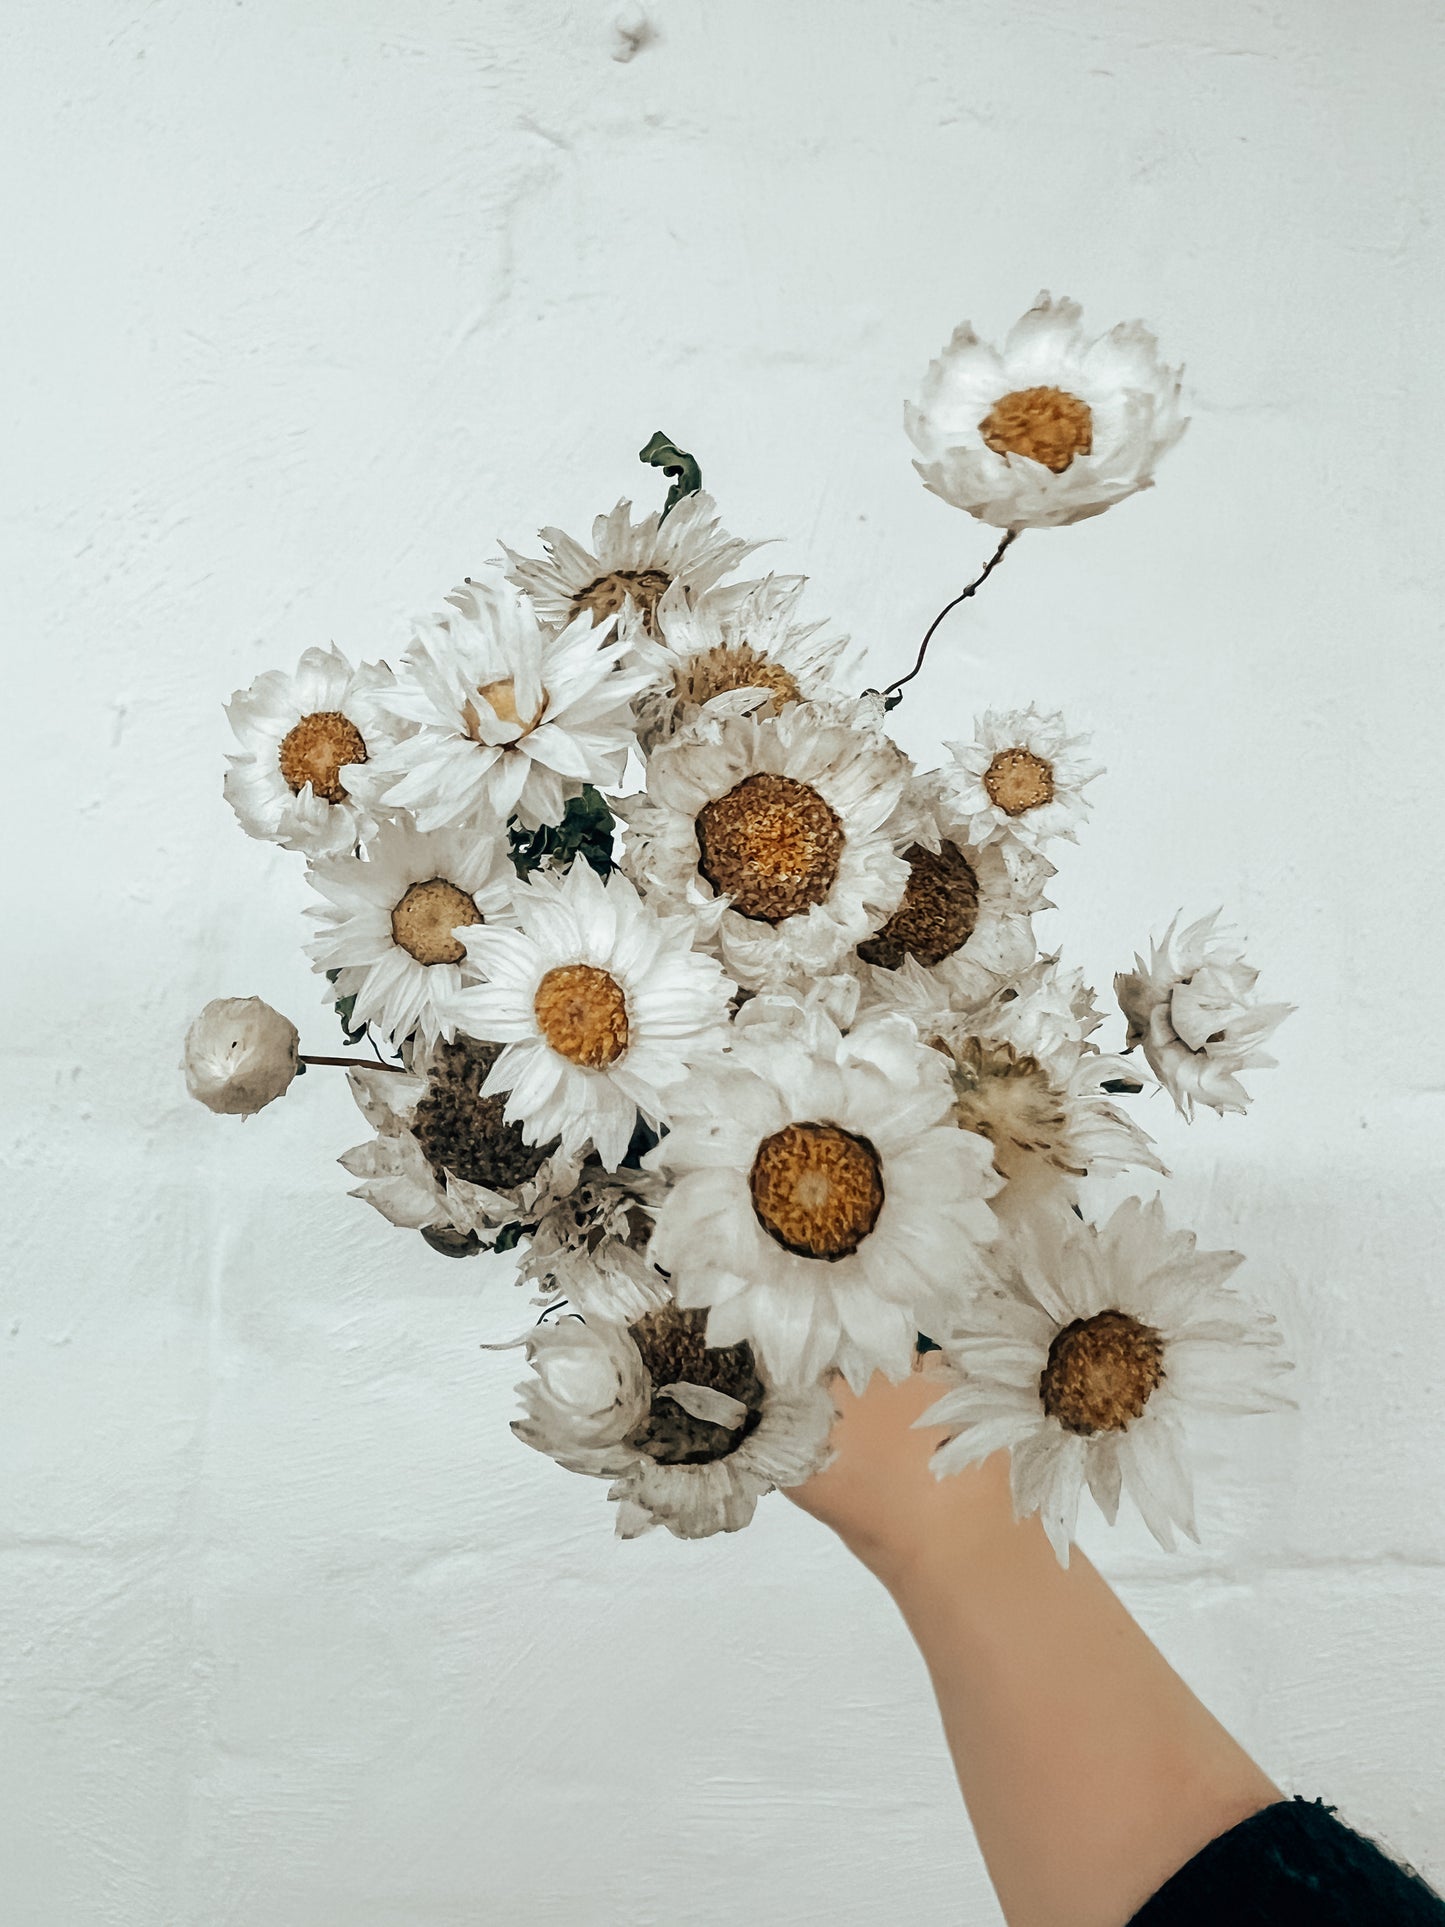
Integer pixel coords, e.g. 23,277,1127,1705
3,2,1443,1922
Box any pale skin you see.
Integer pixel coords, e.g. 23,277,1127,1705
786,1365,1281,1927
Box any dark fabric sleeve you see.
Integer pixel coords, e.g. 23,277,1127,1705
1127,1796,1445,1925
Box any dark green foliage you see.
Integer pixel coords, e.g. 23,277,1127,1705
509,786,617,879
638,430,702,520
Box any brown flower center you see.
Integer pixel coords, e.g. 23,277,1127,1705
749,1122,884,1261
624,1304,765,1465
571,567,673,634
979,386,1094,473
695,773,843,924
947,1037,1082,1182
462,679,546,739
672,645,801,719
277,711,367,803
983,746,1055,817
1039,1309,1165,1436
533,964,629,1068
411,1036,555,1191
390,878,482,966
857,840,980,969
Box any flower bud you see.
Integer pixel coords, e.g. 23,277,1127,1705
184,997,300,1116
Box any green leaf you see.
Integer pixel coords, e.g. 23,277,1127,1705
492,1221,527,1254
509,786,616,879
638,430,702,521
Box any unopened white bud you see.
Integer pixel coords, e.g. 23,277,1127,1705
184,997,300,1116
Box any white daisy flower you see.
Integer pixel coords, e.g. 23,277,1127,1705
945,706,1102,853
923,1195,1292,1565
512,1304,836,1539
906,292,1187,530
501,491,759,637
223,645,402,857
626,574,854,750
305,817,515,1052
855,777,1044,1006
648,1007,1001,1391
1116,911,1292,1118
515,1164,673,1325
620,702,910,992
338,1043,578,1250
447,860,734,1171
364,572,650,832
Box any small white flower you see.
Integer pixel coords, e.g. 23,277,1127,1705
516,1165,672,1324
223,646,402,857
306,817,516,1051
626,574,854,750
923,1195,1293,1564
649,1007,1001,1390
907,292,1187,529
364,572,650,832
513,1304,836,1539
945,706,1102,853
1116,911,1292,1118
620,701,911,991
338,1043,578,1245
502,491,760,636
183,997,299,1116
448,860,734,1170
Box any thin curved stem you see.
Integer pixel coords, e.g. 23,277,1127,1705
299,1053,406,1073
882,529,1019,706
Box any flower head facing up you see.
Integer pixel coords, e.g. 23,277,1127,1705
513,1302,836,1538
448,860,734,1169
648,1005,1001,1390
946,707,1102,854
183,997,299,1116
1116,911,1292,1118
306,817,515,1052
621,701,910,990
907,292,1186,529
502,492,760,637
922,1195,1293,1565
224,646,402,858
364,573,649,832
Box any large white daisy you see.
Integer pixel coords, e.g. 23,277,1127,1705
625,574,854,751
364,572,649,832
305,817,515,1051
1116,911,1292,1118
447,859,734,1170
339,1044,578,1251
620,701,910,991
907,292,1187,530
223,645,402,857
501,491,759,637
648,1005,1001,1390
512,1304,836,1540
945,706,1102,854
923,1197,1292,1564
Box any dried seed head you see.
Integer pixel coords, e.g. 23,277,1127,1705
277,711,367,803
625,1303,765,1465
533,964,630,1068
948,1037,1083,1182
571,567,672,633
696,772,843,924
749,1121,884,1260
1040,1309,1166,1435
671,644,801,719
857,840,980,969
390,878,482,966
979,386,1093,473
983,746,1056,817
411,1035,555,1191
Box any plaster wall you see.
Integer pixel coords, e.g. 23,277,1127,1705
3,2,1443,1921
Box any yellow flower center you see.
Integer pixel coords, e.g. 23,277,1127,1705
695,773,843,924
1039,1310,1166,1435
858,840,980,969
390,878,482,966
947,1037,1082,1183
462,679,546,739
671,645,801,719
978,386,1094,472
571,567,673,634
277,711,367,803
983,746,1055,817
533,963,630,1068
748,1122,885,1261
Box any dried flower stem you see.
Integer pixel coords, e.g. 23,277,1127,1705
882,528,1019,706
299,1053,406,1073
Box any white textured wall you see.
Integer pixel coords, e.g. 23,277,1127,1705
4,2,1444,1921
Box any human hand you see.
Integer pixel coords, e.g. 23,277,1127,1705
785,1358,1018,1592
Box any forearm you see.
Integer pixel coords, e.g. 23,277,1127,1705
882,1454,1279,1927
